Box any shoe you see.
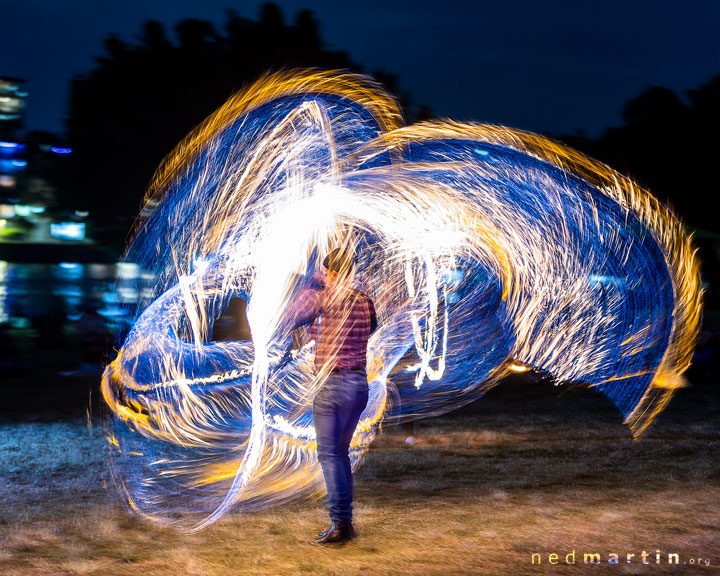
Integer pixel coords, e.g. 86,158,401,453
316,522,356,539
317,525,334,538
312,521,356,544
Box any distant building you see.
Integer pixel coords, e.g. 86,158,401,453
0,77,28,204
0,140,25,203
0,77,28,139
0,77,83,242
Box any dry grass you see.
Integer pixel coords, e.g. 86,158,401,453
0,374,717,575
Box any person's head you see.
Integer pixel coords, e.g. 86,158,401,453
323,248,354,284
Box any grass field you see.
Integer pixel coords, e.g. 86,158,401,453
0,373,717,575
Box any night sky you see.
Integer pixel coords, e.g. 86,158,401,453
2,0,719,137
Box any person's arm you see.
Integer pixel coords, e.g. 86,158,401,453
287,288,323,331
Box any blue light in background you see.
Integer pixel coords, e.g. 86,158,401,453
50,222,85,240
0,159,25,173
14,205,45,217
0,142,25,158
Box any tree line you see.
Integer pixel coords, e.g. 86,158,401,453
59,3,425,247
58,2,718,246
563,77,719,234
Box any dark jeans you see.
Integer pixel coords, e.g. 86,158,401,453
313,369,369,524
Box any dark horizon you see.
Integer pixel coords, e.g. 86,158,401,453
2,0,719,138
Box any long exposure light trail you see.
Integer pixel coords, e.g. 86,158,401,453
101,69,702,531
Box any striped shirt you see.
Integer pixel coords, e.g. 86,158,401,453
291,284,377,371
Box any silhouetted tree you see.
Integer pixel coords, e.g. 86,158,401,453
563,76,720,232
561,76,720,305
64,3,428,244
